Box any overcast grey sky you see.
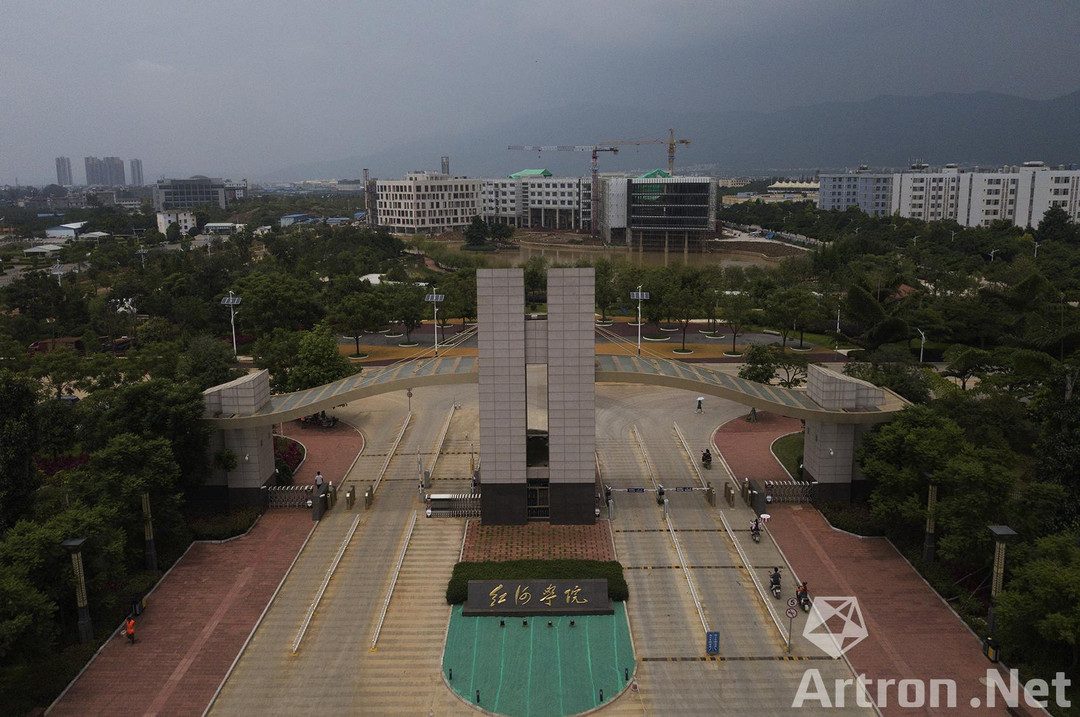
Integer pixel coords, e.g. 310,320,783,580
3,0,1079,185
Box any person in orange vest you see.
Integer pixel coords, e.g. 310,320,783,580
125,617,136,644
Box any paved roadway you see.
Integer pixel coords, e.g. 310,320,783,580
208,377,871,716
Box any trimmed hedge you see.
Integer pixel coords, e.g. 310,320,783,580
446,560,628,604
816,501,885,536
188,506,263,541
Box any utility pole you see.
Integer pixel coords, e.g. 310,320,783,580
631,286,649,356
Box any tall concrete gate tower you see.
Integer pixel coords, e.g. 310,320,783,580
477,267,596,525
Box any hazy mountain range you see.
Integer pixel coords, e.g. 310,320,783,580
262,89,1080,181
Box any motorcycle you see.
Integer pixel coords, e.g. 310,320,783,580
701,451,712,470
300,412,338,428
796,584,811,612
751,524,761,543
769,572,782,599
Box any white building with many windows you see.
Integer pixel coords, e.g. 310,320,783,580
817,170,894,217
820,162,1080,228
482,170,591,231
374,171,482,234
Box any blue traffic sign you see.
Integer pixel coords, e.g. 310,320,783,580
627,487,645,493
675,486,694,492
706,631,720,655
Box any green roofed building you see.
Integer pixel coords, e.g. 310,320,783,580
509,169,553,178
637,169,671,178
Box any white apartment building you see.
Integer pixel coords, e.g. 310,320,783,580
821,162,1080,228
817,171,894,217
156,210,197,235
374,171,482,234
482,171,591,231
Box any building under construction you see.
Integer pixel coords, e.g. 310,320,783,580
600,173,717,251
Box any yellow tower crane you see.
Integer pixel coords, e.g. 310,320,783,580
602,128,691,176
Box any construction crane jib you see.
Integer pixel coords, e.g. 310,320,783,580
507,144,618,239
602,129,690,176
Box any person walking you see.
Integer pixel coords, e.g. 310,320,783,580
696,397,704,414
315,471,324,491
124,617,136,644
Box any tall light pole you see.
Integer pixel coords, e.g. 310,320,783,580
425,291,444,357
989,248,1000,262
915,327,926,363
62,538,93,643
911,234,920,247
1034,241,1040,258
986,525,1017,654
631,286,649,357
922,473,937,563
142,492,157,572
221,291,242,359
949,230,957,242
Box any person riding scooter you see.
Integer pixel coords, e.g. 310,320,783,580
701,448,712,469
796,581,811,610
750,516,762,542
769,567,782,598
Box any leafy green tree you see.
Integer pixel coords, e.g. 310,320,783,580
77,379,210,489
387,284,426,343
521,256,548,308
330,291,386,356
176,335,243,390
489,222,515,241
252,328,301,391
463,216,489,247
996,532,1080,673
0,371,39,530
233,271,322,337
1035,205,1077,244
774,350,810,388
738,344,776,384
593,259,619,322
287,323,355,392
844,344,931,403
165,222,181,244
941,345,994,390
28,347,83,398
719,289,753,355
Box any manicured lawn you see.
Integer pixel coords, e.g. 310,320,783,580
771,431,802,479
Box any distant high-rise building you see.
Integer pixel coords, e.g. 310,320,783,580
130,158,144,186
85,156,105,185
55,157,73,186
103,157,126,186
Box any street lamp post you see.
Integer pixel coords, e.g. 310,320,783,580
425,292,444,357
911,234,920,247
986,525,1018,654
1034,241,1041,258
989,248,999,262
221,291,242,359
142,492,158,572
62,538,94,643
631,286,649,356
922,473,937,563
915,327,926,363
